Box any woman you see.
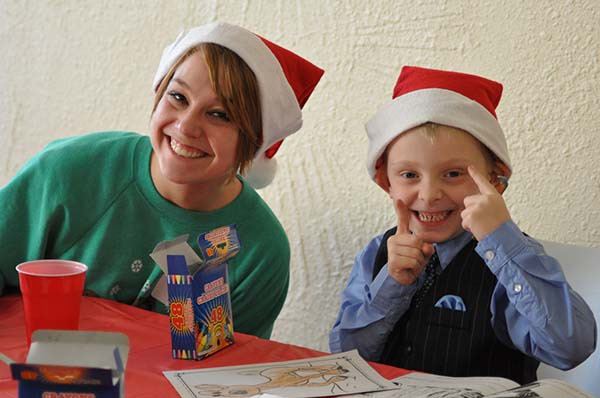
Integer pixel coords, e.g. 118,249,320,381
0,22,324,339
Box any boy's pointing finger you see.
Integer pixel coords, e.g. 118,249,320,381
393,198,411,235
467,165,496,194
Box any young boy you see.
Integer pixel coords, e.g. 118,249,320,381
329,66,596,384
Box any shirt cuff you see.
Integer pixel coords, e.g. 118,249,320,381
475,220,528,274
476,220,549,328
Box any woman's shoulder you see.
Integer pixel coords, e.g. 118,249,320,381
36,131,147,174
43,131,145,156
9,131,149,197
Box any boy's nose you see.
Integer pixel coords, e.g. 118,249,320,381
418,180,443,204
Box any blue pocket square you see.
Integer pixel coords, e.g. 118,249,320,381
434,295,466,311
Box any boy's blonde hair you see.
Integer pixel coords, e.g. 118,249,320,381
415,123,496,165
377,123,494,167
153,43,262,176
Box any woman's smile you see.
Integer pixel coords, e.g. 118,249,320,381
169,136,209,159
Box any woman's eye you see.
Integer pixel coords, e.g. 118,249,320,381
167,91,187,104
208,110,231,122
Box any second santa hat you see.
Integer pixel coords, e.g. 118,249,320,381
365,66,511,181
153,22,324,188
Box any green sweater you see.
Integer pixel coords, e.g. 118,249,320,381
0,131,290,339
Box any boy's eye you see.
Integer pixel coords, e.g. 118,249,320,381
208,110,231,122
399,171,418,179
444,170,464,178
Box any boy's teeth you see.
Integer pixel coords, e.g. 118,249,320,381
418,211,449,222
170,138,205,158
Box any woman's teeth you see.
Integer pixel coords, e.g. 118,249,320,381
170,138,205,159
418,211,450,222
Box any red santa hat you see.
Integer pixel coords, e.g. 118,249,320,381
365,66,511,183
153,22,324,188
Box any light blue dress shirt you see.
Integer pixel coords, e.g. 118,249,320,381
329,221,597,371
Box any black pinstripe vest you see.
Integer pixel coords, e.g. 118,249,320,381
372,227,539,384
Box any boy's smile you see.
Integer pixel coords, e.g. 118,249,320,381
415,210,453,224
384,125,493,243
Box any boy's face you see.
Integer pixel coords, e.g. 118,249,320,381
383,126,493,243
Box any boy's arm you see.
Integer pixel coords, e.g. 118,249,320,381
477,221,597,370
329,235,420,360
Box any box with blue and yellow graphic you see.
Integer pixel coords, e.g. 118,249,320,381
153,225,239,360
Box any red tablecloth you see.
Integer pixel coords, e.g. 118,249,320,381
0,295,409,397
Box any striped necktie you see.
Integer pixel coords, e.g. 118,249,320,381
414,251,440,308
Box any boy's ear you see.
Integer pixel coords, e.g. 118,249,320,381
374,159,391,193
490,160,510,194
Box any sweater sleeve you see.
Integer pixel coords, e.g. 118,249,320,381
0,148,71,294
230,238,290,339
0,132,140,296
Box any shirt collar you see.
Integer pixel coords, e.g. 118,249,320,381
433,230,474,270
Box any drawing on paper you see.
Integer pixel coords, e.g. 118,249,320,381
351,383,485,398
194,363,352,397
163,350,398,398
486,381,542,398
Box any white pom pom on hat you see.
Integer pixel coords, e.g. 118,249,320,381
365,66,511,181
153,22,324,189
243,151,278,190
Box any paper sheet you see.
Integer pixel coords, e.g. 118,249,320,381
163,350,397,398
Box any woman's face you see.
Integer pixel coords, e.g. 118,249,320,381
150,51,240,187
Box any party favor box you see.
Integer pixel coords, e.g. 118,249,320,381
150,225,240,361
7,330,129,398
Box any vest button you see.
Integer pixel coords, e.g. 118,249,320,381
405,344,412,355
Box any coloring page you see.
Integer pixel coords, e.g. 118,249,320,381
163,350,398,398
343,372,518,397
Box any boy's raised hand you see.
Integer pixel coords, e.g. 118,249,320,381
387,199,435,285
461,165,511,241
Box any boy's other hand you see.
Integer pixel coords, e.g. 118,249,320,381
461,165,511,241
387,199,435,285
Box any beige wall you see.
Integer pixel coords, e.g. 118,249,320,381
1,1,599,351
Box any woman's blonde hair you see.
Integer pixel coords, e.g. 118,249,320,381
153,43,262,175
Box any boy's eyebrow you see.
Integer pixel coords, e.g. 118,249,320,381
388,158,473,168
388,160,418,167
437,158,474,166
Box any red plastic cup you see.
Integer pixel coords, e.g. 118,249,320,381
16,260,88,345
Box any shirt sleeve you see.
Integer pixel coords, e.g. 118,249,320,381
477,220,597,370
329,234,420,360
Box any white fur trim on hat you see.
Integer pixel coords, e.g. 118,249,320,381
243,154,278,189
365,88,511,180
153,22,302,160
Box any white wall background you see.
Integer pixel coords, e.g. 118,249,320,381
1,1,599,352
